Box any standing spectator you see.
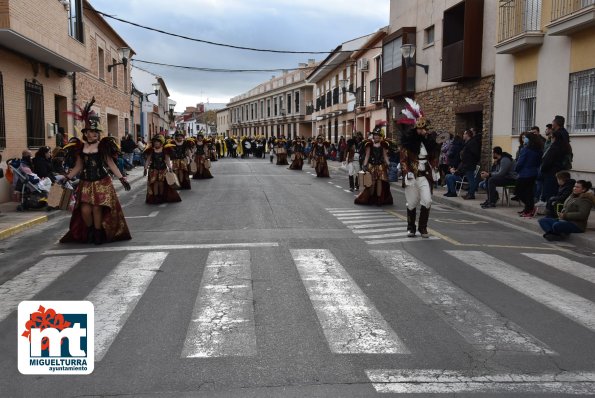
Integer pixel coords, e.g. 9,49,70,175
538,129,573,205
515,133,543,217
338,136,347,163
121,134,136,168
438,132,453,186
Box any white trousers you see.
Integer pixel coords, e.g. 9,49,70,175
347,161,361,176
405,176,432,210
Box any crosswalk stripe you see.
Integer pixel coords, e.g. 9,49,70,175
182,250,256,358
88,252,169,361
290,249,409,354
371,250,553,354
366,237,439,244
0,255,86,322
43,242,279,255
522,253,595,284
328,209,385,213
352,227,405,234
348,222,407,229
341,218,396,224
336,215,393,220
447,250,595,332
359,232,411,239
365,369,595,394
331,211,387,216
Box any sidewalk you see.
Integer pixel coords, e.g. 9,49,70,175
0,167,146,240
327,162,595,251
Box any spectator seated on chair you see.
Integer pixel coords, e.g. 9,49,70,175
480,146,517,208
444,129,481,198
539,180,594,241
544,171,575,218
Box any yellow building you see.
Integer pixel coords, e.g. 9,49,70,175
494,0,595,179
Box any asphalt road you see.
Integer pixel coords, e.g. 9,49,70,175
0,157,594,397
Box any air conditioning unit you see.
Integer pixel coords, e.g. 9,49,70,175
357,58,369,71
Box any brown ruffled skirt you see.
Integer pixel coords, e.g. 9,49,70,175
288,153,304,170
60,177,131,243
172,159,191,190
193,155,213,179
315,156,330,178
354,164,393,206
146,169,182,204
276,153,289,165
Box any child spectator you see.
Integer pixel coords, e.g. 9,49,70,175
544,171,575,218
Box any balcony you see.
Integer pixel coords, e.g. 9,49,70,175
369,78,383,103
442,0,484,81
547,0,595,35
495,0,544,54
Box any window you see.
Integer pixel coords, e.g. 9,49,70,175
382,36,402,73
267,99,271,117
287,93,292,114
112,58,118,87
0,73,5,148
274,97,278,116
568,68,595,133
512,81,537,135
424,25,435,46
280,96,284,115
68,0,84,43
25,80,45,148
98,48,105,80
260,100,264,119
294,91,300,113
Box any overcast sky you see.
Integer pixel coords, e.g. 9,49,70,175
89,0,390,111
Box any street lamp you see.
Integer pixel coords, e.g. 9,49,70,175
145,83,160,100
107,47,131,72
400,44,429,74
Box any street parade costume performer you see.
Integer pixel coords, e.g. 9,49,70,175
311,135,330,177
275,138,289,165
168,131,194,190
192,133,214,179
354,128,393,205
60,97,131,245
345,132,364,191
399,98,440,238
144,135,182,204
288,137,305,170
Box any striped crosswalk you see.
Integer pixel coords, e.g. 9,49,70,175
327,207,440,244
1,246,594,375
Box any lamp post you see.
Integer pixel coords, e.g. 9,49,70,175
400,44,429,74
107,47,131,72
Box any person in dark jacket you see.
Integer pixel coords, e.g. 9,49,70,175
545,171,575,217
480,147,517,208
444,129,480,197
446,132,464,169
515,133,543,217
539,129,573,203
539,180,594,241
32,146,56,183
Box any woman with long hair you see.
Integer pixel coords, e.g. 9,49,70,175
144,135,181,204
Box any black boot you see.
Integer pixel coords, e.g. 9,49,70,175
93,228,104,245
86,226,95,244
355,175,359,191
407,208,417,237
419,206,430,238
348,175,354,191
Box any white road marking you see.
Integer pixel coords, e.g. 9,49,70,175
43,242,279,255
341,218,396,224
331,212,386,217
358,232,411,239
158,204,167,208
348,222,407,229
447,250,595,332
371,250,553,354
336,215,393,221
522,253,595,284
352,227,405,234
0,255,86,322
334,185,342,188
365,237,440,244
290,249,409,354
328,181,334,184
366,369,595,394
89,252,168,361
327,208,384,212
125,211,159,219
343,189,351,193
182,250,256,358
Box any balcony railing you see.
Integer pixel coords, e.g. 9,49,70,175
332,87,340,105
498,0,542,42
369,78,382,103
552,0,595,21
306,105,314,115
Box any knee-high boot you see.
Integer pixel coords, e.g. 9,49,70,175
348,175,354,191
419,206,430,238
407,208,417,237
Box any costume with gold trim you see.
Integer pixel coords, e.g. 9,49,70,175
275,139,289,165
354,135,393,205
288,138,305,170
311,137,330,177
144,136,182,204
168,133,194,190
192,137,213,179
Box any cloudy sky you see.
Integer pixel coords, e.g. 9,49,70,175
88,0,390,111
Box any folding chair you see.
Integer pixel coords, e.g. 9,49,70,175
501,184,517,206
455,165,481,196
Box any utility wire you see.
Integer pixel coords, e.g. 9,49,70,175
91,7,382,54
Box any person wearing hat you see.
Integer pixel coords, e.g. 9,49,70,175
168,131,193,190
143,134,181,204
354,127,393,205
310,135,330,177
399,98,440,238
192,132,213,179
288,137,305,170
275,138,289,165
60,97,131,245
344,132,364,191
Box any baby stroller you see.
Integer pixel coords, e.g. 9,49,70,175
8,159,48,211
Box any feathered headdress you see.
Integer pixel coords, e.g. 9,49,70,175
67,97,103,132
399,97,429,129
